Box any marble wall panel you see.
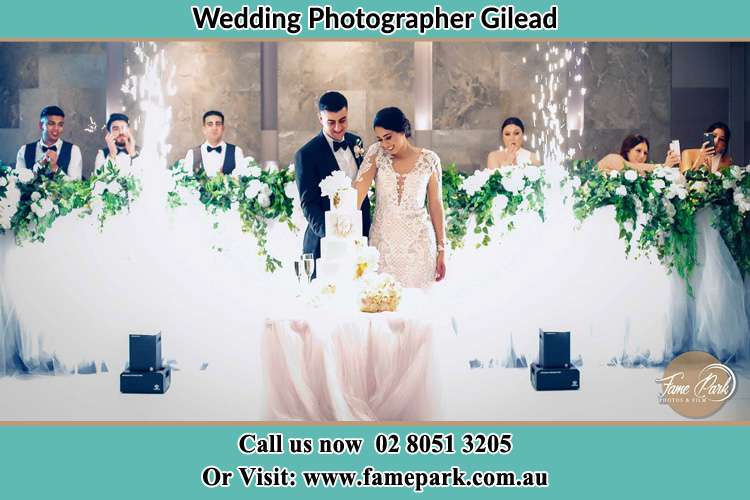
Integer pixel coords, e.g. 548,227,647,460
277,42,414,164
120,42,262,166
582,43,672,161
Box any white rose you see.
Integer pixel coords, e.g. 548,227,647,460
267,162,278,174
17,168,34,184
624,170,638,182
0,177,7,187
284,181,298,199
245,179,263,198
40,198,55,215
730,165,744,181
247,165,262,178
260,183,272,197
31,191,41,202
107,182,122,195
257,192,271,208
690,181,707,194
615,186,628,196
608,170,620,179
93,181,106,197
493,194,509,212
663,199,676,218
30,202,44,218
287,163,295,172
652,179,666,192
723,178,737,190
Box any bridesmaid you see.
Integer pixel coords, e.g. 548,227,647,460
597,134,680,173
681,121,733,172
486,117,540,169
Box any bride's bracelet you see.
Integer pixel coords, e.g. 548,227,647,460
436,242,445,253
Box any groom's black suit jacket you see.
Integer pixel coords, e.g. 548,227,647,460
294,131,372,259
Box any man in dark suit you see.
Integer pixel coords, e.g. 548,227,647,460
294,91,372,265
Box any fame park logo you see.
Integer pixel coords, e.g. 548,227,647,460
655,351,737,418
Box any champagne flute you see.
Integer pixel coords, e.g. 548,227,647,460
293,259,303,297
302,253,315,284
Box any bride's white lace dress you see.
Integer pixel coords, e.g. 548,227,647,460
358,143,441,289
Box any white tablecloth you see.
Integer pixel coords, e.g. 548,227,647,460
262,293,450,421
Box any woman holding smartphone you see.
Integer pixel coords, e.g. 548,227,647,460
597,134,680,173
680,121,733,172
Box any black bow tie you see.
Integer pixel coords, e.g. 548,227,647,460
207,145,222,154
333,140,348,152
41,145,57,153
117,147,128,154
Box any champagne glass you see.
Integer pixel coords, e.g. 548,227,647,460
302,253,315,284
293,259,303,297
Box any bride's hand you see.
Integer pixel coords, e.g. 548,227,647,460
435,252,446,282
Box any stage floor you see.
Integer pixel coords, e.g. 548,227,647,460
2,363,749,421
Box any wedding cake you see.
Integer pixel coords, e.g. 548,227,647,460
316,171,373,281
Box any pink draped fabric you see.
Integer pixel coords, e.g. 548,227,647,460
263,313,437,421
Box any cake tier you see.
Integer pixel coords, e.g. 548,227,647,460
321,235,368,260
324,210,362,239
329,187,358,212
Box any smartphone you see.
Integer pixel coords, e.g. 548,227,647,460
670,140,681,157
702,132,715,150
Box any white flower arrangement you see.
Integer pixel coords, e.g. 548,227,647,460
615,185,628,197
319,170,352,199
461,168,492,196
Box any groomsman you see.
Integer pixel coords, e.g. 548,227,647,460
15,105,82,180
183,110,245,176
294,91,371,261
94,113,139,171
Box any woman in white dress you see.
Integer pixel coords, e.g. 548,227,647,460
353,107,447,289
486,117,540,169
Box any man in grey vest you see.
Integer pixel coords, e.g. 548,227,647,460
15,105,82,180
182,110,245,176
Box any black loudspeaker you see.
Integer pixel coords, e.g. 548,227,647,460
120,367,171,394
538,330,570,368
530,363,580,391
129,333,162,372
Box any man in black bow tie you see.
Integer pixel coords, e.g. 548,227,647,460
95,113,139,171
15,105,82,179
183,110,245,176
294,91,371,266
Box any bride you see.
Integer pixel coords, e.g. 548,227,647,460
353,107,446,289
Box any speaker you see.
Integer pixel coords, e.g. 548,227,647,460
129,333,162,372
538,329,570,368
120,367,171,394
530,363,580,391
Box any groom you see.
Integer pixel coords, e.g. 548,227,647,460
294,91,372,264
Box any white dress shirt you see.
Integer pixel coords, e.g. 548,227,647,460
15,139,82,180
94,148,136,173
323,132,357,180
183,141,245,176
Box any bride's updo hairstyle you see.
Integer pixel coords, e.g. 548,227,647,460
373,107,412,138
501,116,525,134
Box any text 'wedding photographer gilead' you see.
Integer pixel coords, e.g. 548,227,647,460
190,5,559,35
